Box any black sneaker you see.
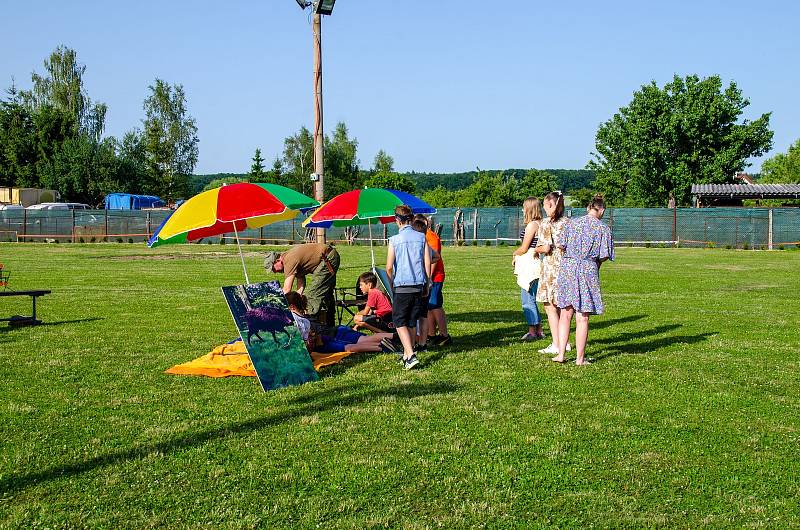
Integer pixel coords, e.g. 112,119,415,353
416,343,428,353
404,355,420,370
437,335,452,347
427,335,442,345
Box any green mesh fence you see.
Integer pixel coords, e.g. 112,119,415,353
0,207,798,248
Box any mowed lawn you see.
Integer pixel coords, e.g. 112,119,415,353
1,243,799,528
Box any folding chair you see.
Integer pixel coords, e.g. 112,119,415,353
334,278,366,326
372,267,394,304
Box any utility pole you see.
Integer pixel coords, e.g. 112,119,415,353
312,13,326,244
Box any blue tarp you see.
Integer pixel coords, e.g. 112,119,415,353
105,193,165,210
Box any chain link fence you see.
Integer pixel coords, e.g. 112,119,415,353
1,207,798,249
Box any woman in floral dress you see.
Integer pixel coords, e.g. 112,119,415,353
534,191,570,354
553,194,615,365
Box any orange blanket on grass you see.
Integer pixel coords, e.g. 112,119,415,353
164,341,351,378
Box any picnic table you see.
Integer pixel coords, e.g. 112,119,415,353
1,290,52,326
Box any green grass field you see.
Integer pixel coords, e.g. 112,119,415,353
1,243,799,528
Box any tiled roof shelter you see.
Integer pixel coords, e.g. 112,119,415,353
692,184,800,206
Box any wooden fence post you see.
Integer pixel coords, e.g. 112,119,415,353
768,209,773,250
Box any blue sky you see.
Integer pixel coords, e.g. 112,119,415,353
2,0,798,175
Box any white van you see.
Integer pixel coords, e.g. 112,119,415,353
0,204,25,211
26,202,90,210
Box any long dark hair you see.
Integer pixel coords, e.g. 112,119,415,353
545,191,565,223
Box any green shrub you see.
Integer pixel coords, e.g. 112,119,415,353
90,237,96,243
706,241,716,249
724,244,732,249
116,237,124,243
778,244,785,250
742,242,750,250
128,238,134,244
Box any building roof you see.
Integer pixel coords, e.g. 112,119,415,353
692,184,800,199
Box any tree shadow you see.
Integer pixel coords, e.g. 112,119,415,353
0,317,103,334
1,381,460,497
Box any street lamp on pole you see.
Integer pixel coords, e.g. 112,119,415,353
295,0,336,244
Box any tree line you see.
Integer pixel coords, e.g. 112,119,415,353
0,46,198,205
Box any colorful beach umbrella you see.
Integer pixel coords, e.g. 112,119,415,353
148,183,318,283
302,188,435,228
302,188,436,266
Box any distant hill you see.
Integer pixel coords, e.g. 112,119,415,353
191,173,247,194
404,169,596,193
191,168,596,195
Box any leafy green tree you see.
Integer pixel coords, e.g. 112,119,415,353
421,185,456,208
568,187,597,208
364,171,416,193
373,149,394,174
761,139,800,184
282,126,313,196
588,74,773,206
19,45,106,140
114,129,148,194
249,148,266,182
513,169,558,202
0,99,36,188
323,122,360,198
142,79,199,201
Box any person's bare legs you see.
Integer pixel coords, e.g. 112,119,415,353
574,312,591,365
553,306,574,362
428,308,449,339
396,326,416,360
416,318,428,348
543,303,561,350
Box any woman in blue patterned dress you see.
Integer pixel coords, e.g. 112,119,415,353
553,195,614,365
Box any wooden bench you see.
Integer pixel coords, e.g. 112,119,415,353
0,290,52,326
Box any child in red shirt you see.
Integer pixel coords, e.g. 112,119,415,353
353,271,394,333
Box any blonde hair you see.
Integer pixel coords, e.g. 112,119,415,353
522,197,542,224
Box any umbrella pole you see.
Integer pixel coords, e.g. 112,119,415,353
233,223,250,285
368,218,375,269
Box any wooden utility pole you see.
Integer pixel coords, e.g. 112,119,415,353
312,13,326,244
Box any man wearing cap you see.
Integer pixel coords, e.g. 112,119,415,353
264,243,340,327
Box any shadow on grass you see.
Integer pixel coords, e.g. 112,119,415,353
449,312,646,330
593,331,718,361
0,317,103,334
592,323,683,346
0,381,460,496
423,324,521,367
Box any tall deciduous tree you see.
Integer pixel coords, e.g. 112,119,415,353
19,45,106,140
372,149,394,174
588,74,773,206
282,126,313,196
142,79,199,201
323,121,360,198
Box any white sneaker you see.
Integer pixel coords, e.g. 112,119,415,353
538,343,557,354
537,343,571,354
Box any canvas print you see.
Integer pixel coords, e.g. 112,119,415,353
221,280,319,391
